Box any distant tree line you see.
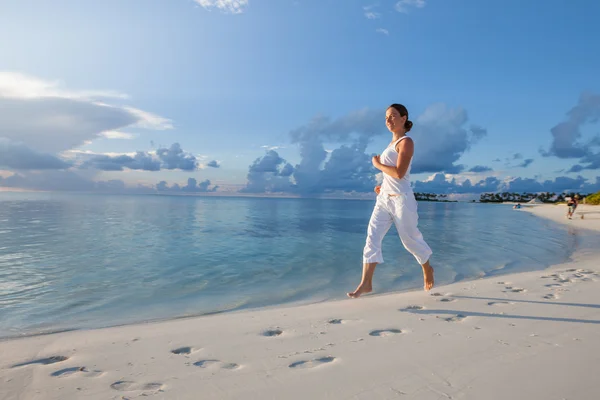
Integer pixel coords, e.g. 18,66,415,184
414,193,455,202
478,192,592,203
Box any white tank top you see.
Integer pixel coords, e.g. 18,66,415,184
379,136,413,195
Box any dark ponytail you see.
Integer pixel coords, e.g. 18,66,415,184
388,103,412,133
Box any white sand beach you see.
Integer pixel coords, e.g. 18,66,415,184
1,204,599,400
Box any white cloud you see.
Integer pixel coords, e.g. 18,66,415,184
0,72,128,100
0,71,172,156
365,12,381,19
395,0,426,13
123,106,174,130
194,0,248,14
101,131,135,140
261,145,285,151
376,28,389,35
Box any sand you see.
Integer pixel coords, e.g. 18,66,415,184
1,204,599,400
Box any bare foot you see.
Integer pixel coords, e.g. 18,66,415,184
422,264,434,291
347,283,372,298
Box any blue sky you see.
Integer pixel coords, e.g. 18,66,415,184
1,0,599,196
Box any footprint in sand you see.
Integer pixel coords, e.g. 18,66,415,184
430,292,444,297
12,356,69,368
369,329,403,337
545,283,563,288
171,346,197,355
504,287,526,293
262,329,283,337
289,356,336,369
543,293,558,300
439,298,456,303
488,301,513,306
576,269,594,275
438,314,467,322
327,319,344,325
51,366,103,378
193,360,240,370
401,305,424,311
110,381,164,392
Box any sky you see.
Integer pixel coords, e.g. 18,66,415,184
1,0,599,197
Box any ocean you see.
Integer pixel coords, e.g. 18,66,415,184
0,192,581,338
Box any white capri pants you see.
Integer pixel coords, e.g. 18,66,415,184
363,193,432,265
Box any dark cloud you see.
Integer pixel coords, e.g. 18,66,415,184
468,165,493,173
241,150,296,193
81,152,161,171
0,97,139,154
319,144,378,193
411,104,486,174
541,92,600,171
156,143,198,171
413,173,501,194
206,160,220,168
156,178,218,193
80,144,198,172
518,159,534,168
0,139,71,170
412,174,599,195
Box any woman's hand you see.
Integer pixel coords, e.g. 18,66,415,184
374,186,381,195
372,155,381,169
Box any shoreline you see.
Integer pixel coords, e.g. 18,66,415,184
1,204,600,399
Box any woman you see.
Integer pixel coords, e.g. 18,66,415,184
348,104,434,298
567,194,579,219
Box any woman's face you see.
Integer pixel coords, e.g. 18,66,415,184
386,107,405,133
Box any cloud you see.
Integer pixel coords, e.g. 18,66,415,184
518,158,534,168
468,165,493,173
0,170,98,192
100,131,135,140
206,160,220,168
410,104,487,174
0,138,72,170
0,71,173,180
0,71,128,100
194,0,248,14
513,153,523,160
541,92,600,170
157,178,218,193
80,152,161,172
0,97,139,154
156,143,198,171
376,28,389,35
365,11,381,19
414,173,501,194
80,143,198,172
412,173,600,195
395,0,426,13
241,150,295,193
242,104,486,195
502,176,590,194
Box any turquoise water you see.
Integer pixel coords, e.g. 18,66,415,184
0,192,579,338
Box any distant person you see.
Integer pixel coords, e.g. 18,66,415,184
348,104,434,298
567,195,579,219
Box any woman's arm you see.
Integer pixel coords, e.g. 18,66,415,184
373,138,414,179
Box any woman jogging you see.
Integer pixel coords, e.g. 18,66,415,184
348,104,434,298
